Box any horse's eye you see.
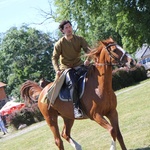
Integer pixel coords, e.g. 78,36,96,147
113,49,117,53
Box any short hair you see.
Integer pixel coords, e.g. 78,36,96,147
59,20,72,32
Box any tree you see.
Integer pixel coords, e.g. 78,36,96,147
46,0,150,53
0,26,55,97
116,0,150,51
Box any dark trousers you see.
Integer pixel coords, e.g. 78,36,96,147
65,66,88,108
66,69,79,108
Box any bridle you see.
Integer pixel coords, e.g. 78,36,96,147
95,43,129,67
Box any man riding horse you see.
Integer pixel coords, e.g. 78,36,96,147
51,20,91,118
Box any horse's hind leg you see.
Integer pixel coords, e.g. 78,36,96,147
39,103,64,150
61,117,82,150
45,112,65,150
107,110,127,150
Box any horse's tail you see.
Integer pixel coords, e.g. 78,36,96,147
20,80,43,104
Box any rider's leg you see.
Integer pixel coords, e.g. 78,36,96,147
66,69,83,118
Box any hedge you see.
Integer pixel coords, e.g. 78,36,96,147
8,103,44,130
112,65,147,91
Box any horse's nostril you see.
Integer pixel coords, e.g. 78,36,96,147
130,59,136,67
130,61,133,66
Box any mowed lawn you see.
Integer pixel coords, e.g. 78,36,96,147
0,78,150,150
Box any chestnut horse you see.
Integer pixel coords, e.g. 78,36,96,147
20,38,135,150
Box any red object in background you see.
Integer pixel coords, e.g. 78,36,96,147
0,101,25,116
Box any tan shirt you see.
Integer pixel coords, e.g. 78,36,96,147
52,35,89,72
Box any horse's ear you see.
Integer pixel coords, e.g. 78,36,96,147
108,37,114,42
101,37,114,46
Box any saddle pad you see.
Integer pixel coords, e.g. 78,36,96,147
46,68,70,105
59,73,86,101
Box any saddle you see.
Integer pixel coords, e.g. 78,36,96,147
59,72,86,101
45,67,87,105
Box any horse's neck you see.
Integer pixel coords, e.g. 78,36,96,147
94,65,112,93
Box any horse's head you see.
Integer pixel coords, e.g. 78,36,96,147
90,38,136,68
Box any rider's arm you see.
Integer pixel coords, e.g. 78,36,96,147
80,36,91,65
52,41,61,73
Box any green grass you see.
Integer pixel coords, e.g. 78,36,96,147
0,79,150,150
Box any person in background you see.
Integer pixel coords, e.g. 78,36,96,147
52,20,90,118
0,114,8,135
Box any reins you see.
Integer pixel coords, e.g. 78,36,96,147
94,43,127,67
94,62,120,67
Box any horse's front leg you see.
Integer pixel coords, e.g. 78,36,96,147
38,102,64,150
107,109,127,150
93,113,117,150
61,117,82,150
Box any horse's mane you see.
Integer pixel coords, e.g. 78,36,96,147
87,38,115,61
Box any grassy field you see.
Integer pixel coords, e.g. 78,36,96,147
0,78,150,150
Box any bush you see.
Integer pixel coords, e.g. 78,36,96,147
112,65,147,91
112,73,122,91
129,65,147,82
8,103,44,130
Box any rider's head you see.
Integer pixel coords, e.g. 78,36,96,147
59,20,72,33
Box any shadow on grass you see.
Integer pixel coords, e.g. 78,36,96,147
130,146,150,150
0,136,5,139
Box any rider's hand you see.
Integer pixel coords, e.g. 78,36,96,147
84,60,90,66
56,70,62,77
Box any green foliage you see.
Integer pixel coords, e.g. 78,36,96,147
0,26,55,96
53,0,150,52
116,0,150,50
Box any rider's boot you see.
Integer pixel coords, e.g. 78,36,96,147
73,104,83,118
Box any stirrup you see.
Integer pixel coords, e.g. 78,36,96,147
74,107,83,118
